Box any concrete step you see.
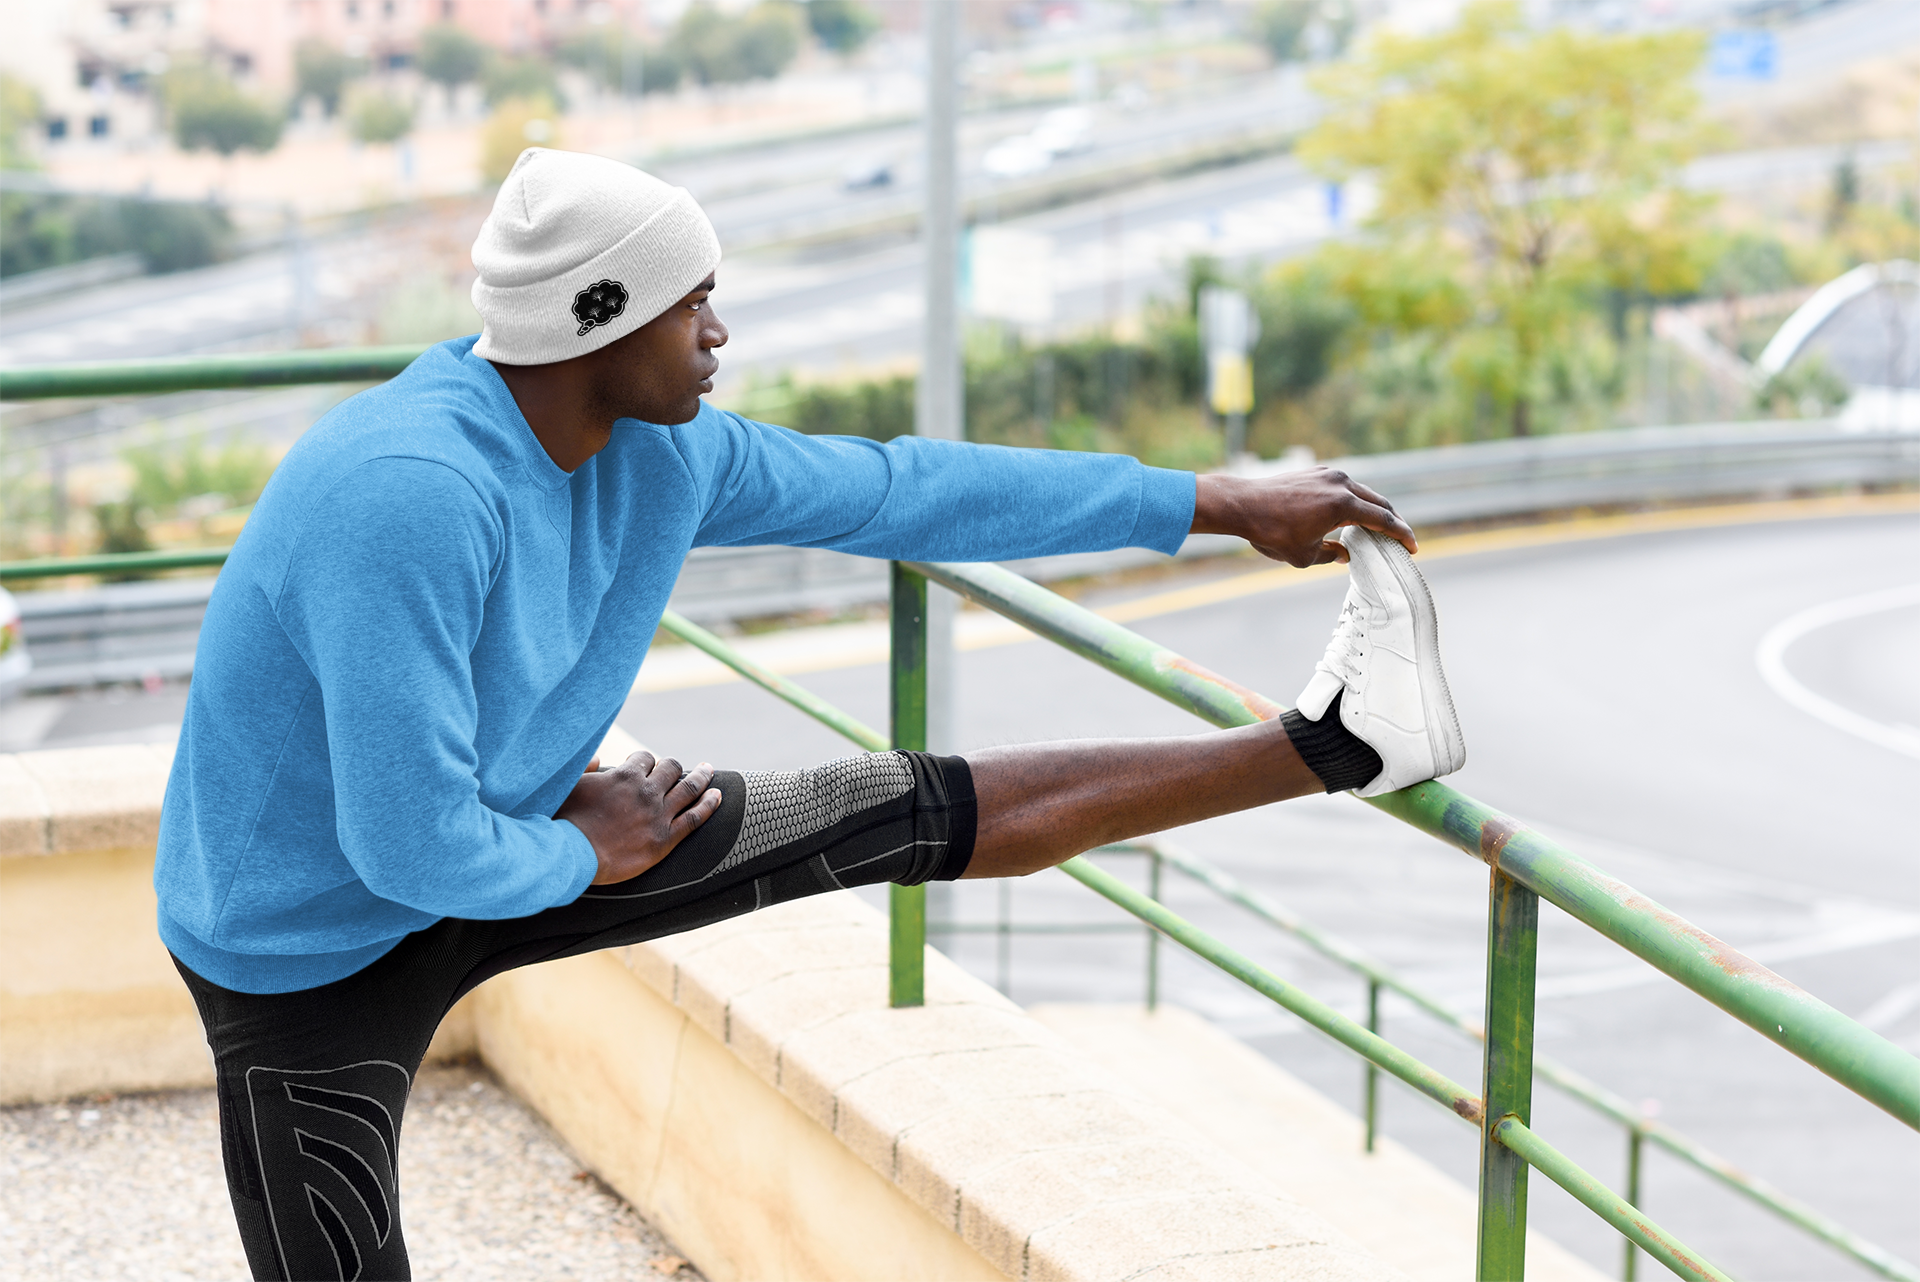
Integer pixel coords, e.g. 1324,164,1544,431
1029,1004,1610,1282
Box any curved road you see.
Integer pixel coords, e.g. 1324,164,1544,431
619,507,1920,1280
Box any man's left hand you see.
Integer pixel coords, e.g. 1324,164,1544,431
1190,469,1417,568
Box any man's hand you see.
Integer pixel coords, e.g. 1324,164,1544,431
555,751,722,885
1191,469,1417,567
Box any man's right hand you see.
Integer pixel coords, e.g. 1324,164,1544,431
555,751,722,885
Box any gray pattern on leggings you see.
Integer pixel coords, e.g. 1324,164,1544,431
720,753,916,872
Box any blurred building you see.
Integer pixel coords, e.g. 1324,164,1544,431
0,0,651,149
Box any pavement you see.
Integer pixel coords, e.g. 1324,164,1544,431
0,1060,704,1282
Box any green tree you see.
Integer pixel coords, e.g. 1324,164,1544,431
483,54,562,108
121,199,232,272
555,29,682,96
347,88,414,143
166,67,283,156
806,0,880,54
293,39,363,116
122,435,275,516
675,2,804,85
1,73,41,171
1250,0,1354,63
1301,1,1708,436
418,23,489,90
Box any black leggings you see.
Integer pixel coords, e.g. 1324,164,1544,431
175,750,976,1282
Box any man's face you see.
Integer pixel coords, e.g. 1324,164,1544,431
586,274,727,426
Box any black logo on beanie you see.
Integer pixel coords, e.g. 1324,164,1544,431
572,279,629,337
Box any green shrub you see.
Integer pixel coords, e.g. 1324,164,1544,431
1250,0,1314,61
294,39,363,116
167,70,283,155
122,200,232,273
1,72,41,171
806,0,880,54
348,89,414,143
419,23,488,89
675,1,804,85
122,434,275,517
0,193,230,277
483,56,563,109
556,29,684,96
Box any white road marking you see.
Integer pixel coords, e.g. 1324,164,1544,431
1858,980,1920,1032
1526,909,1920,1003
1754,584,1920,761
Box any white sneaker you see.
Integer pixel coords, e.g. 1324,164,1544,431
1297,527,1466,797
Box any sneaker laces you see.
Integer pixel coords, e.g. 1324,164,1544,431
1320,596,1367,685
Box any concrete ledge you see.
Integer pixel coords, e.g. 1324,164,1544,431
2,732,1406,1280
1032,1005,1608,1282
532,890,1396,1282
0,728,656,1102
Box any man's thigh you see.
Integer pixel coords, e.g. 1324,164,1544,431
474,749,976,974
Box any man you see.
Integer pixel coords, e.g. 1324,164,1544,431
158,149,1465,1281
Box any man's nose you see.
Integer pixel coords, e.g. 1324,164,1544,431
703,312,729,348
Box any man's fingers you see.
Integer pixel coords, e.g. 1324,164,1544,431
1343,476,1399,514
669,788,724,841
619,750,656,777
668,762,716,808
1344,500,1418,554
646,755,684,792
584,757,601,776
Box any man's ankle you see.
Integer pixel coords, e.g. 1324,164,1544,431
1279,691,1383,794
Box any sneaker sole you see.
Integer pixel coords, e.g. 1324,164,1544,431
1359,531,1467,777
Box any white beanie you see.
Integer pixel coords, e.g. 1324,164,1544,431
470,148,721,365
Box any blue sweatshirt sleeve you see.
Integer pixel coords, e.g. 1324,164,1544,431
273,458,598,919
676,410,1197,559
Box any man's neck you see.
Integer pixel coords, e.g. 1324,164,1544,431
489,361,609,473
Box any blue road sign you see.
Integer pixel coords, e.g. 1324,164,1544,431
1709,29,1778,81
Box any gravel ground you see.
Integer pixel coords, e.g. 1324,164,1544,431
0,1060,704,1281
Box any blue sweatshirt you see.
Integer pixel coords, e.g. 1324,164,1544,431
155,336,1195,994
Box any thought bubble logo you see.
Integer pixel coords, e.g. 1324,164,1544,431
571,279,629,337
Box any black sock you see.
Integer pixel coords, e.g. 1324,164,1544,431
1280,690,1383,794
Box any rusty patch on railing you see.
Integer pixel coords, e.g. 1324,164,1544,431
1454,1095,1486,1124
1479,813,1796,994
1613,880,1802,993
1162,655,1285,721
1478,814,1526,867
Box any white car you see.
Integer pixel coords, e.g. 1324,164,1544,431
0,585,30,701
983,134,1054,178
1030,107,1092,158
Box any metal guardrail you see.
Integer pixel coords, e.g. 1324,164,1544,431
5,349,1919,1281
4,357,1914,692
1322,417,1920,526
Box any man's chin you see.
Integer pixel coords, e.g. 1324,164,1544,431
662,395,705,426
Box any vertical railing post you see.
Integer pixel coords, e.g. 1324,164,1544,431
1146,849,1163,1012
889,562,928,1008
1364,978,1381,1153
1622,1123,1645,1281
1477,864,1540,1281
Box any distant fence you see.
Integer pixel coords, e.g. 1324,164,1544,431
7,417,1917,692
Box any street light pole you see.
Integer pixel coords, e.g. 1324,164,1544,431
918,0,961,755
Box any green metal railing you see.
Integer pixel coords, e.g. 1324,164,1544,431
5,348,1917,1282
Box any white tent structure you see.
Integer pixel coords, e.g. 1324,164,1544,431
1755,260,1920,429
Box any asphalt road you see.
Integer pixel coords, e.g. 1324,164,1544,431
615,509,1920,1281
